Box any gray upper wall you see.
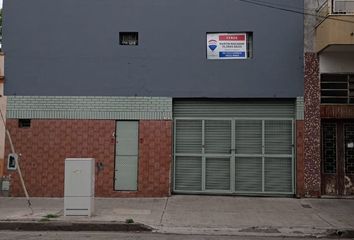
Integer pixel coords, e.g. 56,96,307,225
3,0,304,97
304,0,326,52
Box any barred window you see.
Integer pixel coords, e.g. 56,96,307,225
321,73,354,104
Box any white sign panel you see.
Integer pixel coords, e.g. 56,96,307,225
207,33,247,60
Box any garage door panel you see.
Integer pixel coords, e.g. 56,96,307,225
205,120,232,154
265,120,293,155
174,110,294,196
206,157,230,191
175,156,202,191
235,120,262,154
176,120,202,154
235,157,262,192
265,157,292,193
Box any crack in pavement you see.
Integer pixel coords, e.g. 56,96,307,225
159,197,169,226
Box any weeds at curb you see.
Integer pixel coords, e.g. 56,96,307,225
44,214,59,219
39,218,50,222
125,218,134,224
39,213,60,222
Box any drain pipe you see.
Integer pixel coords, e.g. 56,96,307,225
0,111,33,213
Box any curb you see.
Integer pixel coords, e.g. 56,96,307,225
154,226,354,239
325,229,354,239
0,221,153,232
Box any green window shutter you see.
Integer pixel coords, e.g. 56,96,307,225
264,157,292,193
206,158,230,191
235,120,262,154
235,157,262,192
205,120,231,154
174,100,295,118
265,120,292,155
175,156,202,191
176,120,202,154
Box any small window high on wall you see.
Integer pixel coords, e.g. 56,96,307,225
119,32,138,46
19,119,31,128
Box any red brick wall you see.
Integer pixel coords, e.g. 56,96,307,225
4,119,172,197
98,120,172,197
0,158,3,177
296,120,304,197
321,105,354,119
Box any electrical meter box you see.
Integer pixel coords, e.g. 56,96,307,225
7,153,18,171
64,158,95,217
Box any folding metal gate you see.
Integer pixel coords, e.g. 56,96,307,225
173,118,294,195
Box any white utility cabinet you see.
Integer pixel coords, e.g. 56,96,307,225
64,158,95,217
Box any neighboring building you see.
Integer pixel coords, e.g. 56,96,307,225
0,52,5,177
2,0,305,197
302,0,354,197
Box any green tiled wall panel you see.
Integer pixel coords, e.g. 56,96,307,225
7,96,172,120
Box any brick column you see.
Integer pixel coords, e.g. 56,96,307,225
304,52,321,197
296,120,305,197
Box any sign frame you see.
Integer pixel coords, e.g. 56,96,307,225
207,33,248,60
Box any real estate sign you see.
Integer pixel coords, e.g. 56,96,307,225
207,33,247,60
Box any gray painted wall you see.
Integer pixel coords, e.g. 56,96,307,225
3,0,303,97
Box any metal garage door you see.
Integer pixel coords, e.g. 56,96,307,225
173,100,295,195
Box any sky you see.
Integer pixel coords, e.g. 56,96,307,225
0,0,2,8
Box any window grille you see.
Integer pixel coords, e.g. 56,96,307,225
321,74,354,104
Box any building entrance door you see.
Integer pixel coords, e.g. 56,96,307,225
114,121,139,191
322,121,354,196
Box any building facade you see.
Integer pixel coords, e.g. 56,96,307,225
0,52,6,179
0,0,319,197
302,0,354,197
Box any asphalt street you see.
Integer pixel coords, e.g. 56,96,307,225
0,232,335,240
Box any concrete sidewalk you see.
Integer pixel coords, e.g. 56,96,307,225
0,196,354,237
